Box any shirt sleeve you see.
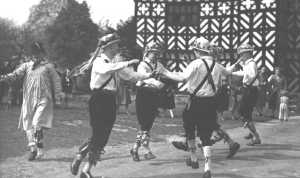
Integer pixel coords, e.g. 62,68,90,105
246,61,257,79
232,70,245,77
118,67,149,82
93,58,130,75
219,64,231,76
136,62,149,75
0,63,28,83
162,60,196,82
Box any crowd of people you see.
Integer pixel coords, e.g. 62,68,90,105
0,34,291,178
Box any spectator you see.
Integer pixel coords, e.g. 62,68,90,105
279,90,289,121
267,67,287,118
256,67,269,116
61,68,73,108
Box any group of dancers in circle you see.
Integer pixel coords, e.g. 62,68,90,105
0,33,263,178
69,33,262,178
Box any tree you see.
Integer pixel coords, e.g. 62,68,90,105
26,0,67,42
116,17,143,60
0,18,19,62
45,0,99,68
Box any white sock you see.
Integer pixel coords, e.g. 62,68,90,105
169,109,174,118
37,148,44,158
203,146,211,172
187,139,197,161
82,162,92,173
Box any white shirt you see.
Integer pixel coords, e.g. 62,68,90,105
184,57,230,97
164,56,230,97
136,58,165,89
233,58,259,86
90,54,148,91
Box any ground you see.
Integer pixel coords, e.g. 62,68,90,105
0,95,299,178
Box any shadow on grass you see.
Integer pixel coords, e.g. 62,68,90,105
215,143,300,164
37,154,131,163
139,172,254,178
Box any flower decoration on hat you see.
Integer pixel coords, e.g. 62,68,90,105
237,43,254,55
98,33,121,49
190,37,211,53
144,41,163,53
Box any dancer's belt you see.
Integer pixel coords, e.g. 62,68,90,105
92,88,116,95
137,86,161,92
242,83,258,88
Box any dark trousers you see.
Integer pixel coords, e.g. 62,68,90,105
136,88,159,131
269,90,279,111
88,90,116,154
239,86,258,122
183,96,219,146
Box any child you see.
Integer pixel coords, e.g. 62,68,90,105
279,90,289,121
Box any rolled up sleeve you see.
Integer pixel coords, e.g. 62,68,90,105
93,58,129,75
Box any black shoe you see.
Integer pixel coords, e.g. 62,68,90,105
172,141,188,151
144,152,156,160
28,150,37,161
203,170,212,178
70,154,82,175
244,133,253,140
80,171,93,178
185,157,199,169
130,149,140,161
185,157,192,167
191,160,199,169
247,139,262,146
227,142,240,158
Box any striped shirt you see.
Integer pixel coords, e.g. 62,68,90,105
0,61,62,130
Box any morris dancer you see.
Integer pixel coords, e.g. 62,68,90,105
267,67,287,118
0,42,63,161
70,33,153,178
234,43,261,146
170,43,240,159
160,37,238,178
130,41,167,161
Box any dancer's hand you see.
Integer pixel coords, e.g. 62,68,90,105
0,75,6,83
149,70,160,79
127,59,140,66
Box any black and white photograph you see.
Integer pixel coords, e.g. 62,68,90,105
0,0,300,177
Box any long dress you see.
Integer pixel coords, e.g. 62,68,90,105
1,61,62,131
268,74,287,112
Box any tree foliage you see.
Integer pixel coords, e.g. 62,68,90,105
115,17,143,60
26,0,67,42
0,18,20,62
45,0,99,68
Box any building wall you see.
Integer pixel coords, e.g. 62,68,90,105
135,0,300,93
